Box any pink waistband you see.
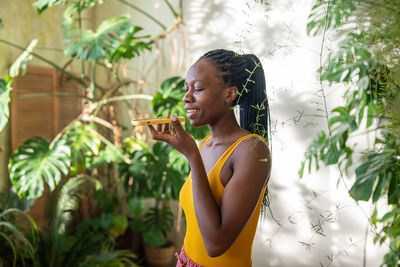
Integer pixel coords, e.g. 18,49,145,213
175,245,202,267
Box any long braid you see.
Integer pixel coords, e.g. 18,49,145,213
201,49,271,216
201,49,270,142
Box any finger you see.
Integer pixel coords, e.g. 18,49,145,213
164,114,171,133
170,115,184,134
147,125,158,139
148,125,169,142
156,123,162,132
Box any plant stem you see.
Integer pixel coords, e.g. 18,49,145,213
90,61,96,101
15,92,91,101
164,0,178,19
78,6,86,79
0,38,87,88
118,0,167,30
93,94,153,116
179,0,183,20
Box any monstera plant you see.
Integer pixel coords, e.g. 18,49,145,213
0,0,187,264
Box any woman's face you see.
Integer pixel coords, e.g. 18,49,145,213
183,58,231,127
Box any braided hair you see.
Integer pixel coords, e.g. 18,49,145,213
201,49,271,216
201,49,270,142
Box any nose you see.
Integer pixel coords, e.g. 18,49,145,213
182,89,194,103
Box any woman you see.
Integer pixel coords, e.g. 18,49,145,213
148,49,272,266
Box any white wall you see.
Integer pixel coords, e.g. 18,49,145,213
183,0,388,266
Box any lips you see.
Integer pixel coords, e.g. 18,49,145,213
186,108,199,119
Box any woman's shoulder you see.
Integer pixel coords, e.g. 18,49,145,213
232,133,270,162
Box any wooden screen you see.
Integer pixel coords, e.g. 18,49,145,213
11,66,83,151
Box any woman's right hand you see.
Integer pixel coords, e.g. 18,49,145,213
148,115,199,160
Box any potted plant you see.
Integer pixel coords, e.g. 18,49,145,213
120,139,187,266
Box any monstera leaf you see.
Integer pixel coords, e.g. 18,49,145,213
9,39,38,78
9,137,71,199
63,122,100,174
62,15,132,61
0,76,13,133
108,26,152,62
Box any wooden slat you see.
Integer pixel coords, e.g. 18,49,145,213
11,67,56,151
11,67,83,151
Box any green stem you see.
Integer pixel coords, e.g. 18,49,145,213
164,0,178,19
93,94,153,116
78,6,85,79
90,61,96,101
118,0,167,30
36,46,64,53
15,92,91,100
0,38,87,88
179,0,183,20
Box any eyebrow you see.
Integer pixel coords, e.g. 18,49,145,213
185,79,203,84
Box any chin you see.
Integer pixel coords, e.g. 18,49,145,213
189,119,206,128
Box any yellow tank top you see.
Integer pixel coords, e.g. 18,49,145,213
179,134,269,267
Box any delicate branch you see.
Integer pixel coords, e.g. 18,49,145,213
0,38,87,88
92,93,153,116
15,92,91,101
118,0,167,30
163,0,179,19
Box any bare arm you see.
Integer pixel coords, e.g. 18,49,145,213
148,117,271,257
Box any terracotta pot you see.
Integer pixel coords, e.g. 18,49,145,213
144,242,175,267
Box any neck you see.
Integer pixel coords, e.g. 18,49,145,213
208,111,242,144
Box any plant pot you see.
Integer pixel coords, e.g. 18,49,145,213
144,242,175,267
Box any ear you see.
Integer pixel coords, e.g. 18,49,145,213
224,86,238,104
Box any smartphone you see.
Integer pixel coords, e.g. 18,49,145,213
131,116,186,126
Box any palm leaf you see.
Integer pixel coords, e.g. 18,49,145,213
0,208,38,265
55,175,102,235
9,137,71,199
79,249,139,267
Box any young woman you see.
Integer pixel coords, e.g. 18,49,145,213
148,49,272,266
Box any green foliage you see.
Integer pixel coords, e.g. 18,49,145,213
108,26,152,63
33,0,64,14
142,206,173,248
320,32,374,84
120,138,185,247
349,136,400,203
62,15,132,61
3,0,185,263
306,0,360,36
0,75,13,133
63,122,100,174
78,248,139,267
120,140,186,202
33,0,104,15
62,14,151,62
152,76,209,139
0,208,38,267
304,0,400,265
9,137,71,199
